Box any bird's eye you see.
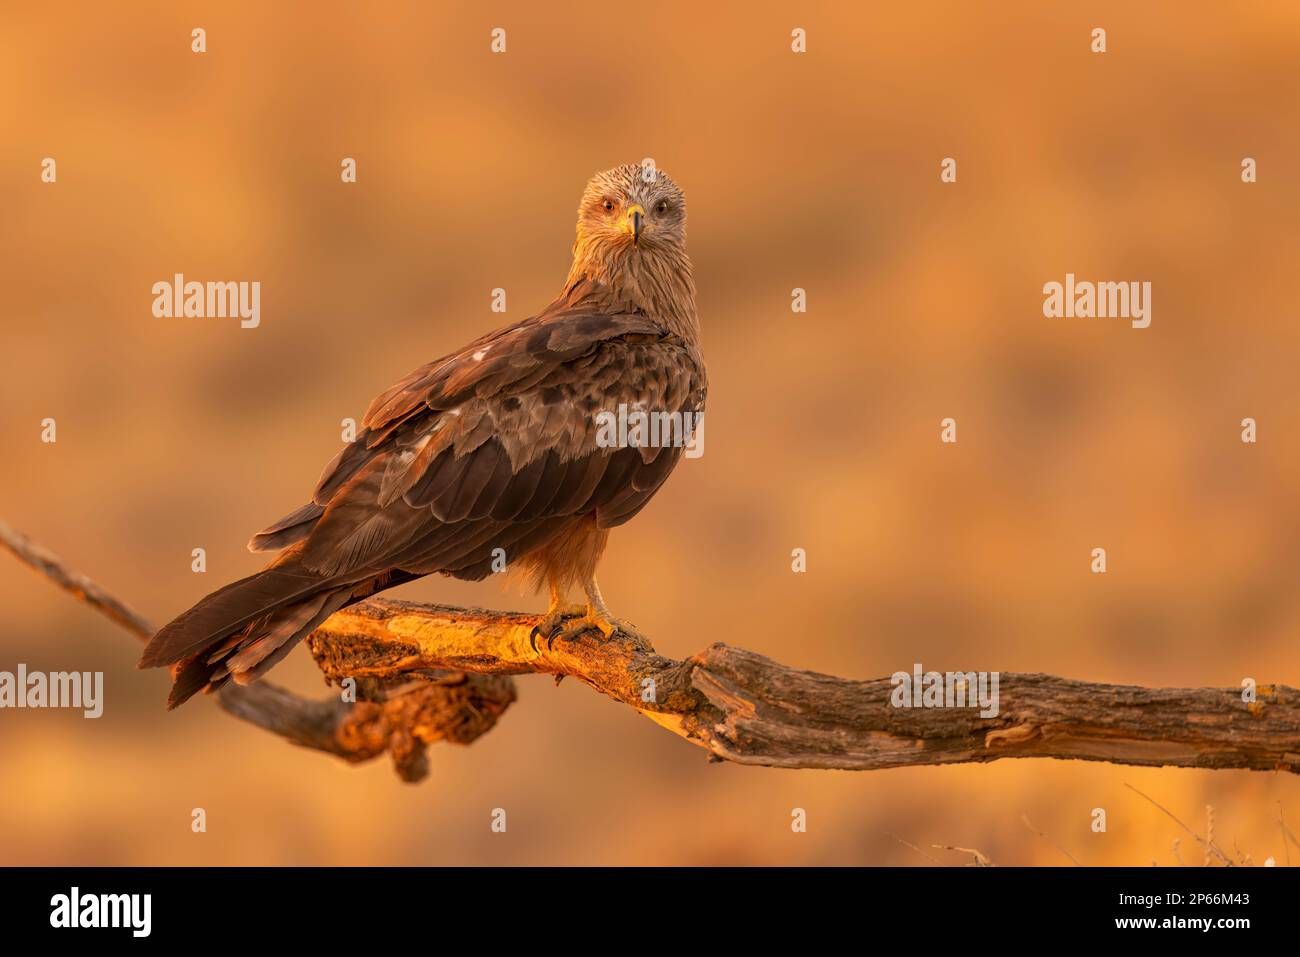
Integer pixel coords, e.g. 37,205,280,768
654,200,670,214
601,198,616,212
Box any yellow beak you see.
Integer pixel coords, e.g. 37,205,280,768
625,203,646,243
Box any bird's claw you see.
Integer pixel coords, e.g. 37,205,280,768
553,617,608,646
554,615,644,647
529,622,558,654
528,607,586,653
529,609,648,653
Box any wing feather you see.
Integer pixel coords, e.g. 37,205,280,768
259,283,705,587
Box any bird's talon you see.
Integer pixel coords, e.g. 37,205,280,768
533,603,647,651
530,603,587,653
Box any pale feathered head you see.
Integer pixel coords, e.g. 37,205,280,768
566,163,696,337
574,164,687,258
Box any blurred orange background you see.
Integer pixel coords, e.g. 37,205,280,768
3,1,1300,865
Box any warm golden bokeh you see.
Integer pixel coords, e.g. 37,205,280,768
3,2,1300,865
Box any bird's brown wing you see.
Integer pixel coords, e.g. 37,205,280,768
144,286,705,705
254,287,707,583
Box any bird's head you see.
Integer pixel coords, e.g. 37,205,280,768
574,163,687,259
566,163,696,336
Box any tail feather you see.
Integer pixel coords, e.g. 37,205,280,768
240,588,353,683
142,559,420,709
167,654,230,709
138,565,325,669
163,586,353,709
225,590,332,675
139,559,359,709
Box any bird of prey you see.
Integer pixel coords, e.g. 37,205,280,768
139,164,707,709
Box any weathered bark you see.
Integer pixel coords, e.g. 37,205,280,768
309,597,1300,774
214,673,515,783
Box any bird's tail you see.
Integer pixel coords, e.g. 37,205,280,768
138,560,354,709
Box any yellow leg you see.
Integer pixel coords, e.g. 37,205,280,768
548,575,646,646
528,580,586,651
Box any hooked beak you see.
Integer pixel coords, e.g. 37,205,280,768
625,203,645,244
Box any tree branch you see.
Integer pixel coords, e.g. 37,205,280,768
0,520,514,782
308,597,1300,774
0,520,155,640
6,519,1300,778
